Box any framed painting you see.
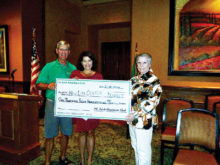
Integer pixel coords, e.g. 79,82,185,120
0,25,9,74
168,0,220,76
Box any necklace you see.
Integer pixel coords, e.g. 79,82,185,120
81,70,95,77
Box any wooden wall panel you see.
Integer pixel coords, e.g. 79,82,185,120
157,85,220,122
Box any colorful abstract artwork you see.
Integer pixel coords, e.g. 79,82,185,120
168,0,220,76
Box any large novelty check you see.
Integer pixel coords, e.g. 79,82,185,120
54,78,131,120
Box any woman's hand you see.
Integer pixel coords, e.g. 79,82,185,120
126,113,135,122
71,76,79,80
48,82,56,90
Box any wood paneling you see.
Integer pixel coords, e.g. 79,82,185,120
157,85,220,122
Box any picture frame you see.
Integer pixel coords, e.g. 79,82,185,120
168,0,220,76
0,25,9,74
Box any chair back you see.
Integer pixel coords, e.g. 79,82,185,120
175,108,219,152
162,98,194,132
213,101,220,129
204,94,220,111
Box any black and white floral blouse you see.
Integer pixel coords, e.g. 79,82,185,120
129,68,162,129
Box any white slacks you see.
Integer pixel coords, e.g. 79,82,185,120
129,125,153,165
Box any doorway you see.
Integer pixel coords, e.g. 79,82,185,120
101,42,131,80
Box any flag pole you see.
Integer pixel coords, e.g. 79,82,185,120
131,43,139,77
30,28,41,96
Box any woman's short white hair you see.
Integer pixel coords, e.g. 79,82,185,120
136,53,152,65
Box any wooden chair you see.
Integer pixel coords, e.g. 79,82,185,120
204,94,220,111
213,101,220,149
214,101,220,127
173,108,219,165
160,97,194,165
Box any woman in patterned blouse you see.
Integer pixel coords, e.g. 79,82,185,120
126,53,162,165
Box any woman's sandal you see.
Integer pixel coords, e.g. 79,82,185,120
59,157,73,165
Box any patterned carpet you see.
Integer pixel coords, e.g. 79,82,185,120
0,119,174,165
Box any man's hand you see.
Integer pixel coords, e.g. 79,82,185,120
47,82,56,90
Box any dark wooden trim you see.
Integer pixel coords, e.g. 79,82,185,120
156,85,220,122
0,80,30,93
162,85,220,92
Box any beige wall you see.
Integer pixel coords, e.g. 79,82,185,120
45,0,131,67
86,0,131,25
132,0,220,88
45,0,83,65
99,27,131,42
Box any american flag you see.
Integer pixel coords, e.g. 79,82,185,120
30,28,41,96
